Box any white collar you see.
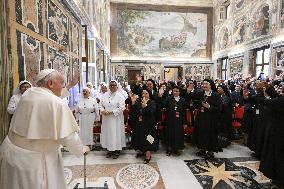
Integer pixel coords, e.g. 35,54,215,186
174,96,180,101
204,90,212,96
109,91,116,96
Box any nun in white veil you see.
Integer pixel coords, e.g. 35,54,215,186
100,80,126,158
74,87,99,147
117,82,128,100
86,81,99,98
7,80,32,114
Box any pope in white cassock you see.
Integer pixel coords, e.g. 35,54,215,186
75,87,99,146
100,80,126,159
0,69,90,189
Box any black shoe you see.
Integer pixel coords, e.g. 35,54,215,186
136,152,144,158
90,145,95,151
144,156,151,164
205,151,215,160
166,150,172,156
112,151,120,159
196,150,206,157
112,153,119,159
174,150,181,156
106,151,112,158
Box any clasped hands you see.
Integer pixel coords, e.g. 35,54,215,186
202,102,210,109
101,110,113,115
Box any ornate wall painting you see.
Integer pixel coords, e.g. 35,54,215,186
233,17,246,45
252,5,270,39
100,0,110,48
217,61,222,79
219,27,230,50
16,30,44,85
184,64,212,80
48,46,70,84
117,10,208,58
71,22,80,55
15,0,43,34
47,0,69,48
93,0,101,35
281,0,284,28
276,50,284,68
144,64,161,81
71,57,80,78
230,57,243,78
113,65,125,81
274,49,284,76
184,66,192,79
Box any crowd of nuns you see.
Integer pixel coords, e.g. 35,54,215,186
125,74,284,188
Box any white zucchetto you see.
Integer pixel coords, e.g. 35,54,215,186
36,69,56,83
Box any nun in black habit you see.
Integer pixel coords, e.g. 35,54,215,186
217,84,233,144
258,87,284,189
162,85,187,156
129,89,159,164
192,79,222,159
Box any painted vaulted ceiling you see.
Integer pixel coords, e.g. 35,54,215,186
110,0,214,7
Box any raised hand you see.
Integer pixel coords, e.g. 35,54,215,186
202,101,210,109
263,87,269,97
158,87,164,97
136,75,142,84
66,73,80,90
130,93,138,104
187,84,194,93
243,87,249,98
141,97,147,108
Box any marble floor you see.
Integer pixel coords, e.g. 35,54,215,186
63,141,274,189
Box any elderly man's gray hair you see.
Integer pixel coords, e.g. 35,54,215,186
36,70,60,87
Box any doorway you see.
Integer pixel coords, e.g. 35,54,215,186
127,69,141,85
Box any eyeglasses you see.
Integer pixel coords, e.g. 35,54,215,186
109,84,117,87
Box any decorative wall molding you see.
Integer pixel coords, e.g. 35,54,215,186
110,0,213,7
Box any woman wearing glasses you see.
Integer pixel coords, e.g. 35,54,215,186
130,89,158,164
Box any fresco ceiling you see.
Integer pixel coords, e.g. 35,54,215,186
110,0,213,7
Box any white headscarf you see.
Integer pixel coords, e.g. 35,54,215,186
113,81,128,100
100,82,107,87
86,82,93,88
14,80,32,94
80,87,91,99
109,80,118,85
108,80,119,94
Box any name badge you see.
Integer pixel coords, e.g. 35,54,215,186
176,112,179,118
256,109,260,115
